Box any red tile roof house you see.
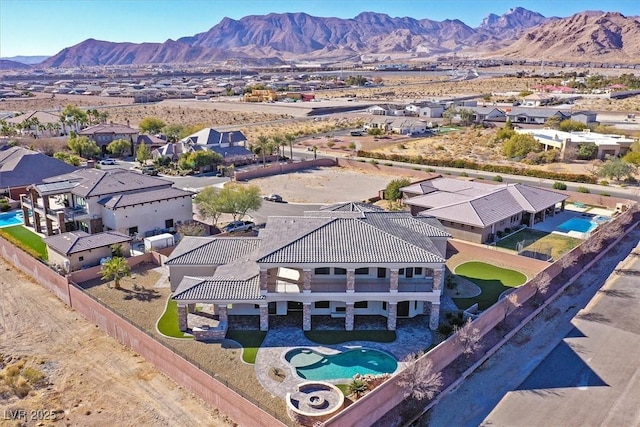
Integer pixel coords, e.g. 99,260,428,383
78,122,139,156
165,202,450,339
401,177,569,244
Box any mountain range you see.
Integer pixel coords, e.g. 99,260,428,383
10,8,640,69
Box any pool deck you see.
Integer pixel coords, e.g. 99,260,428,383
532,207,613,235
254,316,432,398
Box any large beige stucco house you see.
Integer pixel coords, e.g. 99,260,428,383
21,168,193,238
166,203,450,334
402,177,569,244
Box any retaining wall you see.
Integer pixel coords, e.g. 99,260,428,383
234,158,336,181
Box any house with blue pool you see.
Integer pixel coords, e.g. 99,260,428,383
166,203,449,335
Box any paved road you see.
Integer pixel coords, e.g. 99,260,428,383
417,226,640,427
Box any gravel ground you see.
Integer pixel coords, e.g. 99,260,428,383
417,225,640,427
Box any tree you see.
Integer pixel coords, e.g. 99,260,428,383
559,119,588,132
397,352,443,401
533,272,552,302
255,135,270,167
176,221,206,237
544,116,562,130
503,292,521,325
53,152,81,166
456,318,481,357
597,158,637,182
190,151,222,172
385,178,411,202
107,138,132,157
139,116,166,134
68,135,100,158
61,105,87,131
136,142,152,164
162,124,185,142
195,183,262,222
504,119,514,130
577,143,598,160
622,151,640,165
347,378,368,399
284,133,296,160
194,187,224,226
101,257,130,290
227,183,262,220
443,105,458,125
503,134,539,158
459,108,474,126
494,127,515,142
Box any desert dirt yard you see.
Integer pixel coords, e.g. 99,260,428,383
0,258,234,427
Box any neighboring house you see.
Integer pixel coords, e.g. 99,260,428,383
518,128,636,160
389,118,428,135
402,177,569,243
179,128,254,165
467,106,507,123
152,142,182,162
367,104,406,116
78,122,139,156
405,103,445,118
44,230,132,273
521,93,554,107
167,204,450,335
21,168,193,237
504,107,570,125
570,110,598,125
363,117,395,132
5,111,62,137
0,146,78,200
136,134,166,151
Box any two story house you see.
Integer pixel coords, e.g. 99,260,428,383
21,168,193,237
166,203,450,335
78,122,139,156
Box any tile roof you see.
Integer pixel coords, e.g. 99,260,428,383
43,168,172,197
98,187,193,209
5,110,61,125
180,128,247,146
0,146,78,188
319,202,386,213
78,122,138,135
44,230,131,255
166,237,262,265
506,184,567,212
173,275,263,301
257,217,445,264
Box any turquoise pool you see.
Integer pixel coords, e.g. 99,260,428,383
557,216,609,234
0,211,24,228
285,348,398,381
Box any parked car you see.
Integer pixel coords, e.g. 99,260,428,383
99,158,116,165
263,194,284,203
224,220,255,233
141,166,158,176
350,130,364,136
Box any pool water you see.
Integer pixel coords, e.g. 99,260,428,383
286,348,398,381
0,211,24,228
557,216,609,234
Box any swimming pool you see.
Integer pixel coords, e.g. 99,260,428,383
557,216,609,234
285,348,398,381
0,211,24,228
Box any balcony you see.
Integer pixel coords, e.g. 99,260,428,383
266,277,434,294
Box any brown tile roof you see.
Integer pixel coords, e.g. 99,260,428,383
44,230,131,255
78,122,137,135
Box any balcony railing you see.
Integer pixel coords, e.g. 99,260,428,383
266,277,434,294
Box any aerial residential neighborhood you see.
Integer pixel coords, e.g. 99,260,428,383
1,2,640,427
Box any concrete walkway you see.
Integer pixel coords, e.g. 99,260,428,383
254,316,433,398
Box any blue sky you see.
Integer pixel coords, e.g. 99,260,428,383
1,0,639,57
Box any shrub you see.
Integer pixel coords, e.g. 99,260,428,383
553,182,568,190
600,180,609,186
493,175,503,182
577,186,590,193
600,192,611,197
438,324,454,336
460,172,469,177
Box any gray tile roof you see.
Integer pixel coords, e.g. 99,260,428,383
173,275,263,301
319,202,386,213
257,217,445,264
166,237,262,265
0,146,78,188
98,187,193,209
44,230,131,255
78,122,138,135
506,184,568,212
43,168,172,198
181,128,247,146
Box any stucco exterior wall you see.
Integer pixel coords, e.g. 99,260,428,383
170,265,218,291
102,196,193,236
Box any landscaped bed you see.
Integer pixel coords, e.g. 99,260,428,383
453,261,527,310
496,228,581,261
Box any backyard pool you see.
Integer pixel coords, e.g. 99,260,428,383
557,216,609,234
0,211,24,228
285,348,398,381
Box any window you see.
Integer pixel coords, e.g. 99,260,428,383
414,267,423,275
78,256,84,261
165,219,174,228
355,267,369,275
405,268,414,278
128,226,138,236
382,302,387,310
315,301,330,309
314,267,330,275
254,304,259,309
354,301,368,309
334,268,346,275
335,306,346,313
399,268,405,275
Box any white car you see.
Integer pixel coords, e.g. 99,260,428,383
100,158,116,165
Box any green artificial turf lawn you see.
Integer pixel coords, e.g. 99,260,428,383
304,330,396,345
225,331,267,364
0,225,48,259
157,299,191,339
453,261,527,310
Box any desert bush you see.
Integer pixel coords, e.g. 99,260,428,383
576,186,590,193
553,182,567,190
493,175,503,182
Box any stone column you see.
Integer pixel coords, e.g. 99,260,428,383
303,269,312,293
303,303,311,331
259,304,269,331
529,214,535,228
22,205,31,226
45,217,54,236
346,269,355,293
433,267,444,291
259,269,268,295
29,190,38,229
34,212,42,233
217,305,228,323
345,303,354,331
389,268,399,293
387,302,397,330
178,304,188,332
187,303,196,313
57,212,65,233
429,302,440,330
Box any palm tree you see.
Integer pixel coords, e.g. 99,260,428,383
284,133,296,160
347,378,368,399
100,257,131,289
256,135,269,167
271,134,284,159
